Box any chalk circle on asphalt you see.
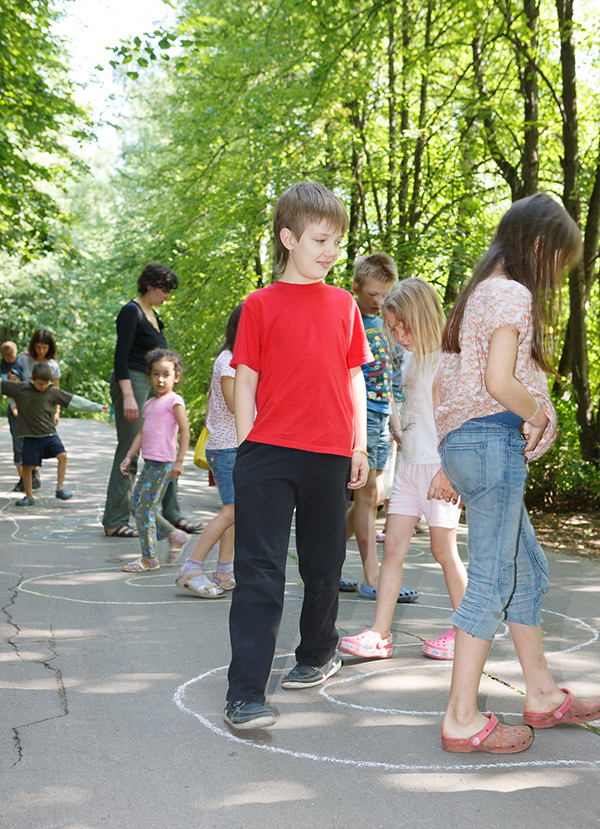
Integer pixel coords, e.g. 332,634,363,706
17,567,307,605
174,633,600,773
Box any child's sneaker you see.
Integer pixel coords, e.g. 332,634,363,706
338,629,393,659
422,629,455,660
15,495,34,507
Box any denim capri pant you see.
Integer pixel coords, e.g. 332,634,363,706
439,419,549,640
206,447,237,505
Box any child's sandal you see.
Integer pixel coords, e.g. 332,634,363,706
212,571,236,591
123,557,159,572
166,530,189,566
175,568,204,590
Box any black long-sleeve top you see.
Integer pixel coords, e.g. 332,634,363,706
113,300,168,381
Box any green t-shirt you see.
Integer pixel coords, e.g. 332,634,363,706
0,380,101,437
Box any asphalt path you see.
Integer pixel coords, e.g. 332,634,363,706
1,418,599,828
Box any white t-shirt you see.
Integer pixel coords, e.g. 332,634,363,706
399,350,441,465
16,354,61,382
205,350,237,450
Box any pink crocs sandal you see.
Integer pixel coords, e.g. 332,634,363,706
442,714,532,754
422,629,455,660
523,688,600,728
338,629,393,658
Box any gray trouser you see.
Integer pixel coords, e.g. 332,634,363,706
102,369,182,528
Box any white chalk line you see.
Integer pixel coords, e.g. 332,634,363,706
173,657,600,773
17,567,304,606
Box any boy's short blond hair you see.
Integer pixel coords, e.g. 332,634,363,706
353,253,398,289
273,182,349,277
1,341,17,360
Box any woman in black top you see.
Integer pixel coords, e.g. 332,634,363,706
102,262,201,537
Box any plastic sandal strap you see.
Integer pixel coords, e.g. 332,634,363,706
470,714,498,747
553,689,574,721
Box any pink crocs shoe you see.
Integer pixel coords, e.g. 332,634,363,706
422,629,455,660
338,629,393,659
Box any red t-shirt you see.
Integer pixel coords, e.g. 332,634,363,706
231,280,372,456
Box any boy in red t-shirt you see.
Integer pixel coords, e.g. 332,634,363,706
224,182,372,730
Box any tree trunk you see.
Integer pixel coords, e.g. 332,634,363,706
522,0,539,195
556,0,596,462
408,0,432,230
384,2,397,249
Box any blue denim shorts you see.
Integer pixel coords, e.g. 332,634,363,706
366,408,390,471
206,447,237,505
440,419,549,640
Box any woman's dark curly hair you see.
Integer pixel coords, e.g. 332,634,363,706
137,262,179,294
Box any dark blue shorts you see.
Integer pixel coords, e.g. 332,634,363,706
22,435,66,467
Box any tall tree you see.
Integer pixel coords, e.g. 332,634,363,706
0,0,88,258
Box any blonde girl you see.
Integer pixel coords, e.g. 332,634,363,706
339,278,467,660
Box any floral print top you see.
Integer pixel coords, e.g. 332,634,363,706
436,277,557,461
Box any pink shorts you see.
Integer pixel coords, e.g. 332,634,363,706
388,461,461,529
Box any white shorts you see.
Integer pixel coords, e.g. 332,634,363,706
382,440,398,500
388,461,461,529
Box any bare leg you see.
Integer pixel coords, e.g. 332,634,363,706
217,523,235,563
56,452,67,491
442,629,492,739
371,513,417,638
187,504,235,565
508,622,566,713
352,468,381,587
429,526,468,610
21,466,34,500
346,503,355,540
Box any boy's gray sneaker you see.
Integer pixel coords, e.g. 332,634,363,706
15,496,34,506
55,489,73,500
281,652,342,689
223,700,276,730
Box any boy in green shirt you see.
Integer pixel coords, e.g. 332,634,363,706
1,362,107,506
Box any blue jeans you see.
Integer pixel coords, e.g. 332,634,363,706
206,447,236,505
7,405,22,466
366,408,390,470
440,420,549,640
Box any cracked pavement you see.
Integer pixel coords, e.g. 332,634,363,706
1,418,600,829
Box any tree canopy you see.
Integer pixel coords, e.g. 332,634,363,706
2,0,600,507
0,0,89,258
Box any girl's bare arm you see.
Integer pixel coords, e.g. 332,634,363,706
485,325,549,454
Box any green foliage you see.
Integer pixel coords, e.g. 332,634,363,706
527,397,600,510
0,0,90,258
5,0,600,472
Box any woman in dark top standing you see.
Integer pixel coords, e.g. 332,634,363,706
103,262,201,537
